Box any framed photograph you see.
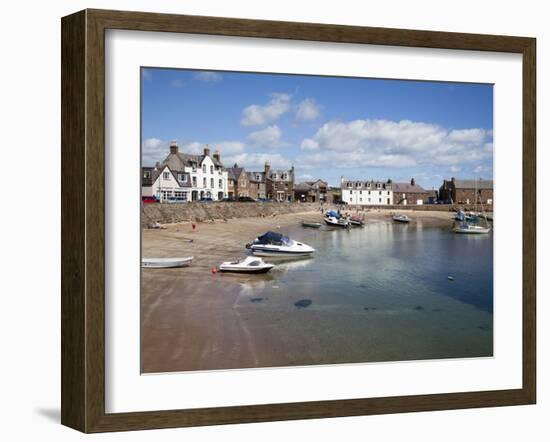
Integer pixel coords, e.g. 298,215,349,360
61,9,536,433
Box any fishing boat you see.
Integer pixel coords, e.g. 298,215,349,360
392,214,411,223
348,215,364,227
453,223,490,234
246,231,315,257
301,221,322,228
141,256,193,268
323,210,349,228
453,179,491,234
219,256,274,273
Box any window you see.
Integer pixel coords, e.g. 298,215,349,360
356,182,360,187
368,190,371,195
282,173,288,180
203,177,206,187
143,171,151,179
211,178,214,188
272,173,278,180
367,182,371,188
347,182,352,188
192,177,197,187
219,179,222,188
202,164,206,173
210,165,214,174
192,165,197,172
387,191,390,195
379,198,381,203
163,172,170,180
179,174,186,182
377,183,381,189
256,174,261,181
359,190,362,195
379,190,382,195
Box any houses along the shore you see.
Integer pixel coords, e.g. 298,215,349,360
294,179,328,203
341,178,393,205
142,141,229,202
439,177,493,205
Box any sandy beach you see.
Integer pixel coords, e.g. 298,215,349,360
140,208,494,373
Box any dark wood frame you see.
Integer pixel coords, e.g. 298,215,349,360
61,8,536,433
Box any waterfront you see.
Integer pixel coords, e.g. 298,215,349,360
141,209,493,373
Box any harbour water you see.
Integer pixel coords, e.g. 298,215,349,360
230,220,494,365
141,213,494,373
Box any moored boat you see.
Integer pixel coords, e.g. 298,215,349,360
324,216,350,228
392,214,411,223
141,257,194,268
453,223,490,234
219,256,274,273
246,231,315,257
348,215,364,227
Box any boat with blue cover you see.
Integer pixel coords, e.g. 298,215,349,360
246,231,315,257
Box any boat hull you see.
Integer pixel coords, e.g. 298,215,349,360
251,249,314,257
142,257,193,268
302,222,322,228
324,217,349,228
219,265,273,273
453,227,490,234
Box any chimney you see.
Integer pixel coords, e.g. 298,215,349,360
410,177,415,186
203,144,210,157
169,140,178,154
264,160,271,175
213,150,220,162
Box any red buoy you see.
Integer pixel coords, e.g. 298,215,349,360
211,267,217,274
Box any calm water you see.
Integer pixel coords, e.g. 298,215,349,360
234,219,494,364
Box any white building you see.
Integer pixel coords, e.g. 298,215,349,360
341,178,393,205
142,141,229,202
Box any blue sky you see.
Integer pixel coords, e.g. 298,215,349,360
142,68,493,189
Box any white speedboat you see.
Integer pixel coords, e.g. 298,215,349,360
392,214,411,223
219,256,274,273
246,231,315,257
324,216,349,228
453,223,490,234
141,257,193,268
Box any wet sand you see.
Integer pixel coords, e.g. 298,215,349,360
141,208,467,373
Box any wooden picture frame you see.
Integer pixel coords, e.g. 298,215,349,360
61,8,536,433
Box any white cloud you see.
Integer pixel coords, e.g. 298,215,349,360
295,98,321,122
298,173,314,181
241,93,291,126
224,153,291,170
300,119,492,169
194,71,222,82
246,125,285,148
142,137,168,165
300,138,320,151
450,165,462,173
170,79,184,88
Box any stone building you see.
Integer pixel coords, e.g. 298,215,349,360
341,178,393,205
294,179,328,203
264,162,295,202
392,178,430,205
439,178,493,205
246,171,267,200
226,165,250,198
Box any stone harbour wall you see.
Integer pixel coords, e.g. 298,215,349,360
142,202,323,226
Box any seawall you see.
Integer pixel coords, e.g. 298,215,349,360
142,202,322,225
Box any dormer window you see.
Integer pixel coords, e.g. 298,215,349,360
272,173,277,180
366,182,371,188
179,174,186,182
256,174,260,181
143,171,151,179
162,172,170,180
282,173,288,180
355,182,361,187
347,182,352,188
376,182,381,189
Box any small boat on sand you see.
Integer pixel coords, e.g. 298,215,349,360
302,221,322,228
142,257,193,268
453,223,490,234
246,231,315,257
392,214,411,223
348,215,364,227
324,216,349,228
219,256,275,273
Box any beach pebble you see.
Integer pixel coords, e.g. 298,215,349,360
294,299,312,309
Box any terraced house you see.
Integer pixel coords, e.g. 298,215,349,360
142,141,228,202
265,162,295,202
340,178,393,205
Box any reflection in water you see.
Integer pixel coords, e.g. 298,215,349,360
237,220,493,361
